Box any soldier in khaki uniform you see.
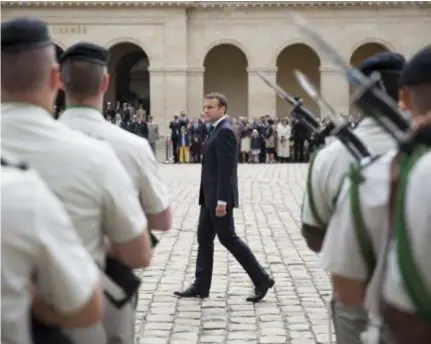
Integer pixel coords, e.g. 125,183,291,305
1,17,152,344
381,45,431,344
58,42,172,344
1,156,103,344
320,46,431,344
301,52,406,344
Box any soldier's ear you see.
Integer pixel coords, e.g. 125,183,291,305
101,72,110,94
50,63,61,93
398,88,410,112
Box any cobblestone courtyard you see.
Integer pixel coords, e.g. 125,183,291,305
136,163,332,344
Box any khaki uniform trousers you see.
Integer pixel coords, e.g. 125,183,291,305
331,297,368,344
103,294,137,344
64,318,106,344
65,273,137,344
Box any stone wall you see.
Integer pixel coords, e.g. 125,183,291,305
2,2,431,136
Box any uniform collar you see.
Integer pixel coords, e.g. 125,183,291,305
61,105,105,123
355,117,386,133
1,102,54,123
212,115,228,128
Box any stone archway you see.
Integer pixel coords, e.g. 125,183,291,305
350,42,390,68
107,42,150,115
276,43,321,118
54,45,65,119
204,44,248,118
349,42,390,115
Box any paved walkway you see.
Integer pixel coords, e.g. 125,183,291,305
135,164,332,344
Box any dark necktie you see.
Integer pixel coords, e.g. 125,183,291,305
208,125,215,138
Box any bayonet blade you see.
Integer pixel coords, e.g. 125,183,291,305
257,71,320,133
257,71,298,107
289,13,368,88
293,69,341,125
290,12,411,143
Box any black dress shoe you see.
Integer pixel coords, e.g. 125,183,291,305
246,277,275,303
173,285,209,299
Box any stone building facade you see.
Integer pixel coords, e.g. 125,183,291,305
2,1,431,136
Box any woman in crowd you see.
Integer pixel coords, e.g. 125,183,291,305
276,118,291,162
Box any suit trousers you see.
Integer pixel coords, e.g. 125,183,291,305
194,206,267,292
172,139,179,163
293,139,305,162
149,141,156,156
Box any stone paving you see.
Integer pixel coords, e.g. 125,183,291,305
135,163,332,344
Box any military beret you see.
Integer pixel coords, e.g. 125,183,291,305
359,51,406,76
1,17,52,53
399,44,431,87
59,42,109,66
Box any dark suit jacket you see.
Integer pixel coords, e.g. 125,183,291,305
169,121,181,139
134,121,149,139
291,120,309,141
199,118,239,210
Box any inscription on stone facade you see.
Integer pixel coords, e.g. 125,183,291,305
50,25,87,35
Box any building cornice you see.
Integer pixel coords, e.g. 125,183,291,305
1,1,429,9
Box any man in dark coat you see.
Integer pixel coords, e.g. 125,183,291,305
174,92,274,302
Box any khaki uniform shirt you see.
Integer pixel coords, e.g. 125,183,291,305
383,151,431,313
302,118,397,229
1,103,147,266
60,107,170,218
320,150,397,320
1,166,99,344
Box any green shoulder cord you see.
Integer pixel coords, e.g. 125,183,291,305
332,175,345,207
304,151,326,228
349,162,376,281
396,145,431,322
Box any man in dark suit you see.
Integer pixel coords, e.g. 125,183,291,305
174,92,274,302
169,116,181,163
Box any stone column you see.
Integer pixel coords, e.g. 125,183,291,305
247,67,277,119
164,68,188,115
319,65,350,117
148,67,167,136
187,67,205,119
149,67,188,137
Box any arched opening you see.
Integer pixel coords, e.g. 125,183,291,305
349,42,390,116
276,43,321,118
204,44,248,118
107,42,150,116
54,45,65,119
350,42,390,68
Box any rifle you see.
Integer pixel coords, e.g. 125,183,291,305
103,232,158,309
294,70,372,161
257,71,321,134
290,13,431,153
257,72,371,161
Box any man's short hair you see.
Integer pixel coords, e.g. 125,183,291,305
60,60,104,99
379,70,401,102
400,45,431,114
409,84,431,114
204,92,228,111
1,47,52,94
358,52,406,103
